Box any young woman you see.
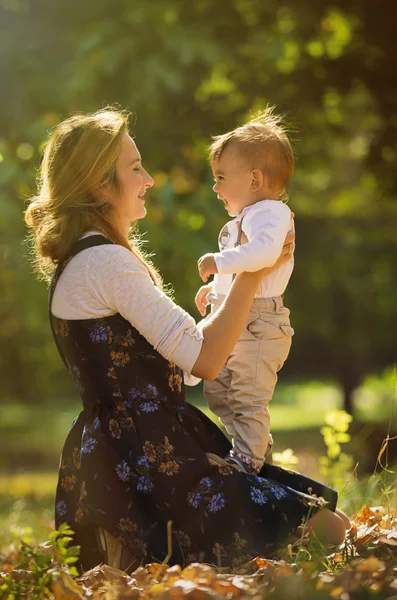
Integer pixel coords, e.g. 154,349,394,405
25,108,347,572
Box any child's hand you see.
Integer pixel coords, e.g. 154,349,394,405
195,284,212,316
198,253,218,283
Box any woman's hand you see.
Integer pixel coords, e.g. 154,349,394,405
195,284,212,316
274,228,295,265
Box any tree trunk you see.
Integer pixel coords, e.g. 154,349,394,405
342,377,355,415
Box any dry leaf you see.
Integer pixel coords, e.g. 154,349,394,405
181,563,217,586
38,540,58,560
51,572,85,600
148,562,170,581
158,579,216,600
9,569,32,582
213,579,243,597
353,556,385,573
77,563,132,590
355,523,380,543
99,580,142,599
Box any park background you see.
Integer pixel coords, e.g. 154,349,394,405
0,0,396,545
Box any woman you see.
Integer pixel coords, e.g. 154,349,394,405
25,108,347,572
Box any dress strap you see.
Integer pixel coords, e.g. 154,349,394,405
48,234,114,371
63,234,115,261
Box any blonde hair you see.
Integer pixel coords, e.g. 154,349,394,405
209,106,294,199
25,107,162,287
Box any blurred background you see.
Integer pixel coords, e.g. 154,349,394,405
0,0,396,542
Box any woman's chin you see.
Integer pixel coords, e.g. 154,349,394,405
135,207,147,220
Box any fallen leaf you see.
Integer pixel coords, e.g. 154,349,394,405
51,572,85,600
148,562,170,581
354,556,385,573
181,563,216,585
77,563,133,590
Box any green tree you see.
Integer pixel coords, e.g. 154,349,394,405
0,0,396,412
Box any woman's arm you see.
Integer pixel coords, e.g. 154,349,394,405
79,230,293,378
191,230,294,380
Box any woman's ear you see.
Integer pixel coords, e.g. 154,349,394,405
250,169,264,192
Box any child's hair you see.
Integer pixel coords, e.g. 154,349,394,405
25,107,162,287
209,106,294,199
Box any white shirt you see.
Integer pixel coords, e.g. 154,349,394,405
212,200,294,299
51,233,203,374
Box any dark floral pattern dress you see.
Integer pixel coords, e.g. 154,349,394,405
51,236,337,569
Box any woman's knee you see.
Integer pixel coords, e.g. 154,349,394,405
305,508,347,547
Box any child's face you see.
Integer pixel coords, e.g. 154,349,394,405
211,147,255,217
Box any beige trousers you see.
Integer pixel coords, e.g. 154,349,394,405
204,296,294,471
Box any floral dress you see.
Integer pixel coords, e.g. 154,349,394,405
52,235,337,569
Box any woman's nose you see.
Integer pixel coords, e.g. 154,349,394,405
145,171,154,188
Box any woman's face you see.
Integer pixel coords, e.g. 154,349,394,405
109,134,154,232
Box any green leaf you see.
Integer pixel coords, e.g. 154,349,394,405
65,546,80,559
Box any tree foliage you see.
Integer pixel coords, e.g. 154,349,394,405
0,0,396,410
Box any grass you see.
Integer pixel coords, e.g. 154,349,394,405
0,474,56,548
0,495,54,549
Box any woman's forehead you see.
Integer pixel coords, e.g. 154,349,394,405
118,134,141,165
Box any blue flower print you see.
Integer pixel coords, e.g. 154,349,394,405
81,437,97,454
146,384,159,397
116,461,131,482
136,456,150,468
199,477,213,489
140,400,159,413
127,388,143,407
208,493,226,513
187,491,202,508
92,417,101,432
250,487,269,505
137,476,154,494
270,486,288,500
254,476,266,485
56,500,67,518
175,405,184,423
89,324,108,343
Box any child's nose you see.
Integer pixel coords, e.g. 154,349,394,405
212,182,218,192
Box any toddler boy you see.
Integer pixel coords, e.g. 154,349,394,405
195,107,295,475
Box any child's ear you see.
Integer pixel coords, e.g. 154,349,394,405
250,169,264,192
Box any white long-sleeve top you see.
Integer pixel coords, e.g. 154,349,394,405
212,200,294,299
51,233,203,374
